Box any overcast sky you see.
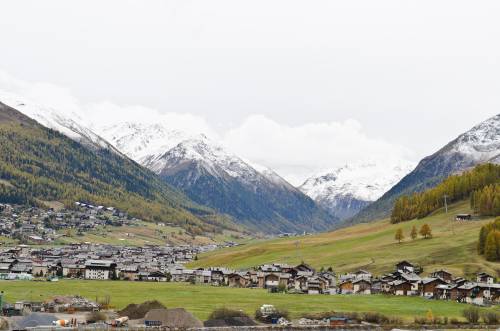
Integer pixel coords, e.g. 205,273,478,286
1,1,499,184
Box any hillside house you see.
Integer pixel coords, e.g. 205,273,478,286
391,280,412,296
353,279,372,294
420,278,447,298
339,280,354,294
431,269,453,283
395,261,417,274
228,273,251,288
477,272,495,284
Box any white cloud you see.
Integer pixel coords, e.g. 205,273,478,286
0,70,414,185
222,115,414,185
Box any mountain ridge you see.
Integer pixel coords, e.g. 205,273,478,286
300,161,414,220
349,113,500,225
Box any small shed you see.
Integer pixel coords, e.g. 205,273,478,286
455,214,472,221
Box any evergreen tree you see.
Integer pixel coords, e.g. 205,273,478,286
395,228,405,244
410,225,418,240
419,224,432,239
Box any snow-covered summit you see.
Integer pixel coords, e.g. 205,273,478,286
147,136,276,185
447,113,500,162
96,122,205,162
301,161,415,202
300,160,415,220
0,90,118,152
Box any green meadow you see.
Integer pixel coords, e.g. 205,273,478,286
191,201,499,278
1,280,496,321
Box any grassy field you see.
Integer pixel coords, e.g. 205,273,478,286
190,201,500,278
0,280,496,321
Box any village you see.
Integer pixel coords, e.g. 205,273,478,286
0,203,141,244
0,235,498,307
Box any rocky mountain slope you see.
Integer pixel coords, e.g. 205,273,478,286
100,124,336,233
350,113,500,224
300,161,415,220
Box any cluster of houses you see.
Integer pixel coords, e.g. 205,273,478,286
0,202,139,244
0,238,498,307
215,261,500,305
0,243,218,281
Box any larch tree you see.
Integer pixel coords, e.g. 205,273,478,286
410,225,418,240
484,230,499,261
395,228,405,244
419,224,432,239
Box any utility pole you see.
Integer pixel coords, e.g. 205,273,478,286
443,195,448,214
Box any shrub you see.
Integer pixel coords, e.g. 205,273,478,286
86,311,107,323
362,312,389,324
414,317,427,325
482,311,499,324
209,308,249,320
450,318,460,325
463,307,480,324
277,283,287,293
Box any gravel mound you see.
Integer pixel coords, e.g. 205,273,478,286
144,308,203,329
204,316,257,327
119,300,166,319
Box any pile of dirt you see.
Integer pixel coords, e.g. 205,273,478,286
119,300,166,319
144,308,203,329
204,316,257,327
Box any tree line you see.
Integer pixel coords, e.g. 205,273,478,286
470,184,500,216
391,163,500,224
478,217,500,262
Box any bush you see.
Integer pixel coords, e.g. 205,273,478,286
414,317,426,325
463,307,480,324
209,308,249,320
482,311,499,324
362,312,389,324
86,311,107,323
450,318,460,325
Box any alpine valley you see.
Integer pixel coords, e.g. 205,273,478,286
1,89,498,234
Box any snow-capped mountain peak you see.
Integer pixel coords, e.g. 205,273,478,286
300,160,415,220
450,114,500,162
96,122,205,162
0,90,118,152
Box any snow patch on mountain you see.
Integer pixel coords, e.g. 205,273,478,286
300,160,415,219
448,114,500,162
301,161,415,202
0,90,118,151
96,122,204,161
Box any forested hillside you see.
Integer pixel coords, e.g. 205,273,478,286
391,163,500,223
0,103,237,235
